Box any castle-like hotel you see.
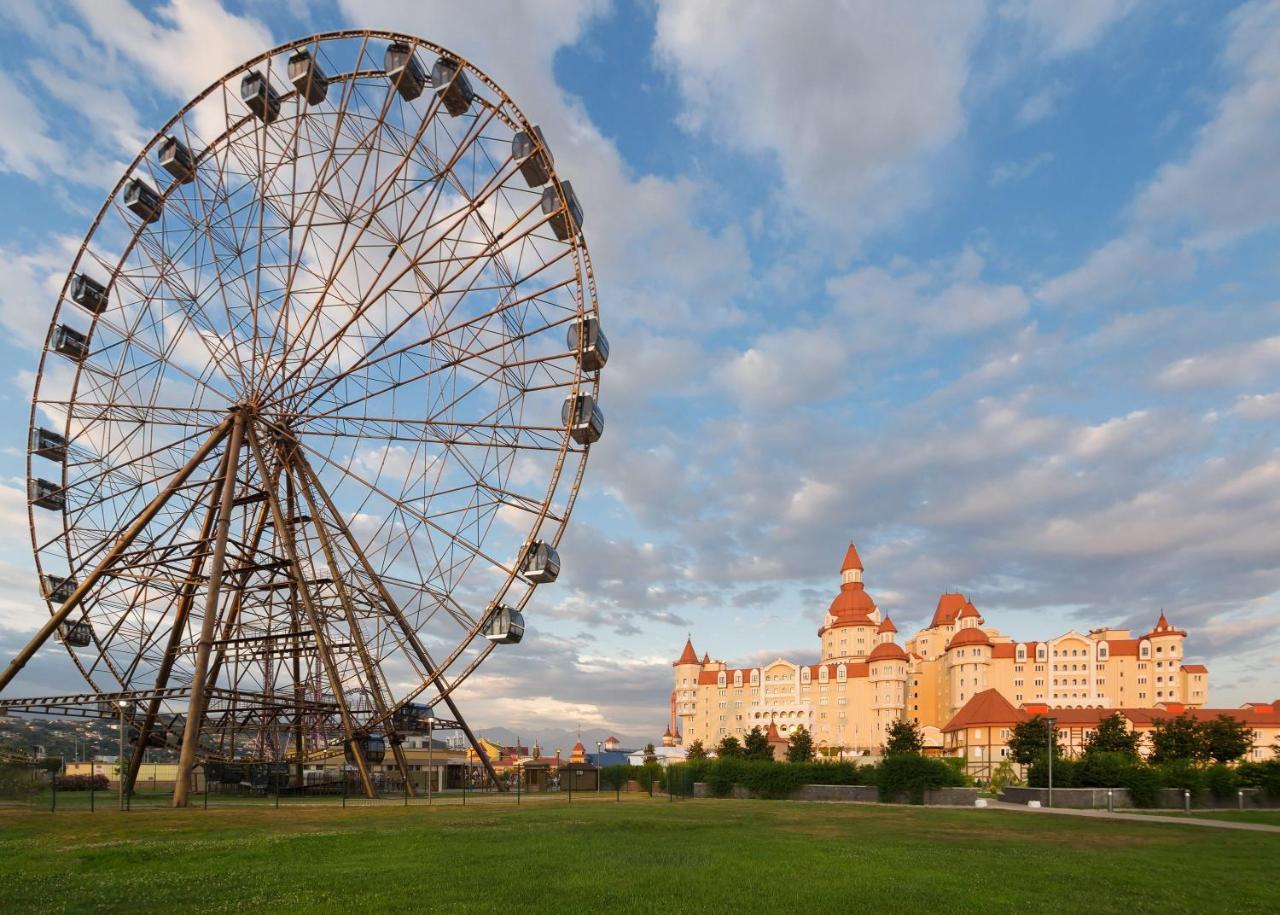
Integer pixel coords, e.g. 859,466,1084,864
669,544,1210,755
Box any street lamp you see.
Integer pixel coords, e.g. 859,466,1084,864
596,741,603,792
1045,716,1057,809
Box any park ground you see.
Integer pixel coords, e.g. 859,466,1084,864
0,794,1275,913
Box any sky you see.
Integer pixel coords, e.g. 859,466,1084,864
0,0,1278,745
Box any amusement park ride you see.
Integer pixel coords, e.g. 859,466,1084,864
0,31,605,805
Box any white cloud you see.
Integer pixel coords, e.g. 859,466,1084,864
653,0,986,233
1233,391,1280,420
1036,235,1192,307
1158,336,1280,390
0,235,81,348
0,73,64,181
718,327,846,411
1002,0,1137,57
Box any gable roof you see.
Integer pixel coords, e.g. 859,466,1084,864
930,593,968,628
942,689,1022,731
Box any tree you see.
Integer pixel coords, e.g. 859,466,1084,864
1150,713,1208,763
643,743,657,764
686,739,707,761
743,726,773,762
1202,714,1254,763
988,757,1022,794
787,726,815,763
715,735,743,759
1083,712,1140,759
1007,715,1059,766
881,719,924,756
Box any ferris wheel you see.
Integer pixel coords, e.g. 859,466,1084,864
0,30,607,804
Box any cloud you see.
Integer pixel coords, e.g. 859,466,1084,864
1001,0,1137,57
1036,235,1193,307
990,152,1054,186
0,235,82,348
1157,336,1280,390
1233,391,1280,420
653,0,986,233
1016,86,1065,126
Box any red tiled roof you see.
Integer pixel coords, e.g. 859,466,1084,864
878,615,898,634
930,593,968,628
701,652,710,664
991,642,1016,660
868,641,908,662
943,689,1022,731
1181,664,1208,673
674,636,700,666
947,627,991,649
841,543,863,572
1104,638,1142,657
766,720,784,742
958,601,982,620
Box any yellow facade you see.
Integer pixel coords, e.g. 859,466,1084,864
673,544,1211,756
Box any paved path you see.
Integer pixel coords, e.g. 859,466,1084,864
989,800,1280,833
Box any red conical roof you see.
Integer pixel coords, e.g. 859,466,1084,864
841,543,864,572
765,721,784,742
701,652,711,664
878,616,897,634
674,636,699,666
930,593,967,628
959,601,981,620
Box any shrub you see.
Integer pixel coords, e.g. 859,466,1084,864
1027,753,1077,788
599,765,630,792
1075,751,1135,788
877,754,966,804
1204,763,1239,800
51,774,109,791
1237,760,1280,799
1122,765,1162,808
1157,758,1206,798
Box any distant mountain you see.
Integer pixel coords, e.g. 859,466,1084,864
476,726,651,753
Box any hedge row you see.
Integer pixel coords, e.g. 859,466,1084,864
668,756,967,804
1026,751,1280,807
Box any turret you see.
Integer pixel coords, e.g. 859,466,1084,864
868,640,909,745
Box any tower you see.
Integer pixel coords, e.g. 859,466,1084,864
672,635,703,745
819,544,881,662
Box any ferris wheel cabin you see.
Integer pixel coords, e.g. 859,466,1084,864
512,126,553,188
54,621,93,648
241,71,281,124
123,178,162,224
30,427,67,462
562,393,604,445
157,136,196,184
41,574,76,603
542,181,584,241
568,316,609,372
287,50,330,105
483,605,524,644
431,56,475,116
70,272,108,314
30,478,65,511
384,42,427,101
346,734,387,765
521,540,561,584
52,324,88,362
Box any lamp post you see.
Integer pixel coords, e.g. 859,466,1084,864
1045,716,1057,809
596,741,603,792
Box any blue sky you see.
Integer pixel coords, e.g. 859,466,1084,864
0,0,1278,743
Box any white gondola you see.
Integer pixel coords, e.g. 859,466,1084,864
288,50,329,105
70,273,108,314
512,126,553,188
124,179,162,223
41,574,76,603
30,478,65,511
241,71,280,123
385,42,427,101
431,56,474,116
520,540,560,584
53,324,88,362
483,605,524,644
345,734,387,765
562,393,604,445
541,181,584,241
158,136,196,184
30,427,67,462
54,621,92,648
567,316,609,372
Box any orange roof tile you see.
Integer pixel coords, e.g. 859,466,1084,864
867,641,908,662
958,601,982,620
878,616,898,634
674,637,699,666
1181,664,1208,673
943,689,1023,731
841,543,863,572
947,627,991,650
991,642,1016,659
930,593,968,628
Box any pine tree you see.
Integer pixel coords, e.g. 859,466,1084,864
686,739,707,761
881,719,924,756
743,726,773,762
716,735,743,759
1083,712,1140,759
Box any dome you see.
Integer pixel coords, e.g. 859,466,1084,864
826,583,877,619
947,627,991,650
867,641,908,662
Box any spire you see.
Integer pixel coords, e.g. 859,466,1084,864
877,615,897,634
1155,610,1170,630
701,652,710,664
841,543,864,572
674,635,699,666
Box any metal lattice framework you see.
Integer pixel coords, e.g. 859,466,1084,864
0,30,606,804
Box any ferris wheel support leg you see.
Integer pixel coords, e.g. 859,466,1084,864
0,418,232,695
125,430,236,796
289,449,506,792
174,410,247,808
244,424,377,799
290,453,416,796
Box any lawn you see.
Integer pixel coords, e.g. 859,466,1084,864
1135,808,1280,827
0,795,1275,913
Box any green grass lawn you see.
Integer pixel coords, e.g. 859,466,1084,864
0,796,1275,914
1133,808,1280,827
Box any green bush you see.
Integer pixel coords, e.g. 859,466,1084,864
599,765,630,791
877,754,966,804
1075,751,1136,788
1237,760,1280,799
1121,765,1162,808
1027,753,1077,788
1204,763,1239,800
1157,759,1206,798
